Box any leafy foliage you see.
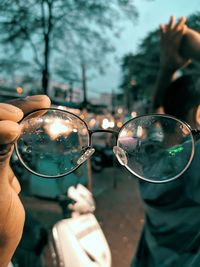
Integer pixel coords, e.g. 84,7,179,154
0,0,139,94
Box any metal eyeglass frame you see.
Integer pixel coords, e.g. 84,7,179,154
15,108,200,183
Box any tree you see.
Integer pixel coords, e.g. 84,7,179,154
120,12,200,108
0,0,140,96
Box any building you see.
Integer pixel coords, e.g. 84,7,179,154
49,81,83,104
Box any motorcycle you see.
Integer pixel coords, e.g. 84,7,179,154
12,184,111,267
50,184,112,267
11,146,111,267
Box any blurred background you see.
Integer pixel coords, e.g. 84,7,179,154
0,0,200,266
1,0,200,117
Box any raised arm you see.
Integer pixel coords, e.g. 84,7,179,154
152,16,191,112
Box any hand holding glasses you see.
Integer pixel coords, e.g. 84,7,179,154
15,108,200,183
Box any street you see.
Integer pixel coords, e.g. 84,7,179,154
94,166,144,267
21,164,144,267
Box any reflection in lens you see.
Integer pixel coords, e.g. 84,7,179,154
117,114,194,183
15,109,90,178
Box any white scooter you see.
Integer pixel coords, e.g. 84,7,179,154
50,184,112,267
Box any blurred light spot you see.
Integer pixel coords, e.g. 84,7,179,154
131,111,137,118
137,126,143,138
117,108,123,114
102,118,110,129
117,121,123,128
89,118,96,128
16,86,23,94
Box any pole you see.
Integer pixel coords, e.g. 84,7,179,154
81,63,87,108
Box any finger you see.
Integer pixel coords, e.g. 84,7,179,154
168,15,175,30
160,24,166,33
11,176,21,194
0,103,24,122
173,26,187,46
183,24,189,35
0,121,21,189
0,148,15,190
8,167,21,194
160,24,166,42
175,16,187,31
0,105,22,185
0,121,21,146
7,95,51,115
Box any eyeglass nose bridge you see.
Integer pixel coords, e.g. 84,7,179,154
76,129,119,167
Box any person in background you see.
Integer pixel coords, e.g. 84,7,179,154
131,16,200,267
0,95,51,267
153,15,200,121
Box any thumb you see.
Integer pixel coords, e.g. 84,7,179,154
0,120,21,189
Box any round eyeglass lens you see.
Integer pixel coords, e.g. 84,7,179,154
117,114,195,183
15,109,90,178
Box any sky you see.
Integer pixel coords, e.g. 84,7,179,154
88,0,200,98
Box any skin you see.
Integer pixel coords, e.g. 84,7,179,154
152,15,191,112
153,16,200,128
159,16,190,72
0,95,51,267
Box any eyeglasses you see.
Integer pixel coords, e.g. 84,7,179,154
15,108,200,183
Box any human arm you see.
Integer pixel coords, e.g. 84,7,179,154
152,16,190,112
0,95,51,267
